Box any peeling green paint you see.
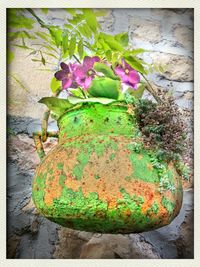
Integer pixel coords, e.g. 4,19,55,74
128,150,160,183
59,174,66,187
162,196,175,215
72,151,91,180
109,153,116,161
94,174,100,180
147,201,159,215
57,163,63,170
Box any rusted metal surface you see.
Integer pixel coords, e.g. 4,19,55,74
32,103,183,233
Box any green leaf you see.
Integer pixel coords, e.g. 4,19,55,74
42,51,58,59
35,31,51,42
50,77,61,93
62,31,68,54
93,62,119,80
114,32,129,47
8,15,35,29
38,97,73,117
126,83,145,99
54,29,62,47
129,48,149,56
105,50,112,61
41,56,46,66
41,8,48,14
7,50,14,64
100,33,123,52
78,23,92,39
78,40,84,60
124,55,147,75
88,77,121,100
97,38,110,51
94,9,108,17
13,44,33,50
68,96,116,105
65,9,77,16
68,88,85,98
82,9,98,33
69,35,76,58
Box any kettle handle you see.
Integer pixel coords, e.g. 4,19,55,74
33,131,58,161
33,109,58,161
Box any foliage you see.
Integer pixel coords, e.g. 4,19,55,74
7,8,190,180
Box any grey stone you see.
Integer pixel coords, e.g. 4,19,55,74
80,234,132,259
129,17,162,44
173,25,193,50
150,52,193,82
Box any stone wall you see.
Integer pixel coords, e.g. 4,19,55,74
7,8,194,259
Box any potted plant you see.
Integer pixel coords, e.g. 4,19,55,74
8,8,190,233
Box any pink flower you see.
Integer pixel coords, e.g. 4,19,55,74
55,62,78,90
114,59,140,89
73,56,100,90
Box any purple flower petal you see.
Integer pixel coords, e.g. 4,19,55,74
69,63,79,72
83,56,100,70
74,66,86,78
114,66,125,78
83,76,93,90
55,70,68,81
92,56,100,64
128,70,140,85
83,56,95,70
60,62,70,71
62,78,72,89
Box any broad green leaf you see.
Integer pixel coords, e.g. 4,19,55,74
124,55,147,75
38,97,73,117
78,40,84,60
68,96,116,105
129,48,149,56
105,50,112,61
82,9,98,33
7,50,14,64
93,62,119,80
100,33,123,52
69,35,76,58
126,83,145,99
54,29,62,47
78,23,92,39
41,8,48,14
114,32,129,47
62,31,68,54
50,77,61,93
97,38,110,51
88,77,121,100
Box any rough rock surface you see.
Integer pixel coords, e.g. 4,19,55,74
7,8,194,259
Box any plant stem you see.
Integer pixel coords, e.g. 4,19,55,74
26,8,48,30
140,73,164,104
81,89,87,99
73,54,81,64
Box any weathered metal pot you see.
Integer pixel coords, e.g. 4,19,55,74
32,102,182,233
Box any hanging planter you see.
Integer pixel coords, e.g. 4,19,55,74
11,8,189,233
32,97,184,233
